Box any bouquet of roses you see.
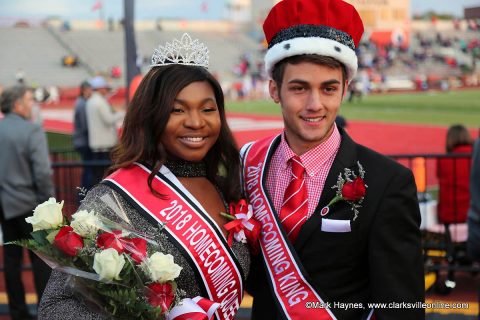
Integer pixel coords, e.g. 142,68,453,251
12,197,187,320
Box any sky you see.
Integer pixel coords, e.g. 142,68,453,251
0,0,479,21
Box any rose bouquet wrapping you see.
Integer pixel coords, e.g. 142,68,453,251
11,197,187,319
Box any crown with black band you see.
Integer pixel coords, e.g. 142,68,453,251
263,0,364,81
268,24,356,51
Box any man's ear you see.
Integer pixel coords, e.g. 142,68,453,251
269,80,280,103
12,98,22,113
343,80,349,99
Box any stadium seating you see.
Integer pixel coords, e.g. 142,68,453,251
0,28,90,86
48,28,263,86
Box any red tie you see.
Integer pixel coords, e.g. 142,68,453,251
279,156,308,243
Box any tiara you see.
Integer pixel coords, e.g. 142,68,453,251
150,33,209,68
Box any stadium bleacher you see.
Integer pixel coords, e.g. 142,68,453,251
0,26,263,87
0,27,90,87
0,21,478,93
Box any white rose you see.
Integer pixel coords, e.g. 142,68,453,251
93,248,126,281
70,210,100,238
25,198,64,231
141,252,182,283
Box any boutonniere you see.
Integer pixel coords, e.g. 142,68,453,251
221,199,261,255
321,161,367,221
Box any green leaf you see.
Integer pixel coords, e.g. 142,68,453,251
46,230,60,244
31,230,49,245
220,212,236,221
7,239,38,250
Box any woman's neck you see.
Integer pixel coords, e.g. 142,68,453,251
164,159,207,178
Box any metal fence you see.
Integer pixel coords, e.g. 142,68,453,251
51,150,472,217
50,150,477,293
388,152,477,293
50,149,110,216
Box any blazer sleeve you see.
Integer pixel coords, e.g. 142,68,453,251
368,168,425,319
28,125,54,202
470,140,480,212
468,140,480,261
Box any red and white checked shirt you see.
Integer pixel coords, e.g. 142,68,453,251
266,125,341,218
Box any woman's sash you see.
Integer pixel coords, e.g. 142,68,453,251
241,136,337,320
103,163,244,320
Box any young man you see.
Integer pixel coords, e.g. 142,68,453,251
241,0,424,319
0,85,53,320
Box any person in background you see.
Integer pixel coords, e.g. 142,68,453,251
437,124,473,224
73,81,94,194
467,132,480,261
85,76,124,185
241,0,424,318
0,85,53,320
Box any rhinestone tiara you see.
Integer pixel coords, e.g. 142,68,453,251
150,33,209,68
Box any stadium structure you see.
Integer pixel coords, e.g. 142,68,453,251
0,0,478,94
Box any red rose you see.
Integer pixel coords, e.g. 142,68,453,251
96,230,124,253
123,237,147,264
341,177,366,201
146,282,175,313
54,226,84,257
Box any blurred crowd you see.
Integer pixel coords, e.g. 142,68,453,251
223,19,480,101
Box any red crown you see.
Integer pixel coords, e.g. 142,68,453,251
263,0,364,48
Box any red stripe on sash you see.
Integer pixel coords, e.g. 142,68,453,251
242,136,336,320
105,164,243,320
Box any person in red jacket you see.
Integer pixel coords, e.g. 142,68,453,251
437,124,474,224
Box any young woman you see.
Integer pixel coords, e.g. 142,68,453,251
38,35,250,320
437,124,474,224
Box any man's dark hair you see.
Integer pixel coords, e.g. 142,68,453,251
0,85,29,114
79,81,91,98
271,55,348,92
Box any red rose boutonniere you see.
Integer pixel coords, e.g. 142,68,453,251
321,162,367,221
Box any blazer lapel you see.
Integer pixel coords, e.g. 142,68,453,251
294,129,358,251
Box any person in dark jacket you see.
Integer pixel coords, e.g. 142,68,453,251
0,85,53,320
73,81,94,193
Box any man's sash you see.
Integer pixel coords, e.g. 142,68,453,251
104,163,244,320
241,135,336,320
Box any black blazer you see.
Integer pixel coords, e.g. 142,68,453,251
246,129,425,319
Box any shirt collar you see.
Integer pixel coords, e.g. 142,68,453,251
6,112,26,121
278,124,342,176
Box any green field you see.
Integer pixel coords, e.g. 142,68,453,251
47,90,480,150
47,132,73,150
226,89,480,127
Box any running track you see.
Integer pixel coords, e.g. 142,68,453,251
42,108,477,187
43,109,452,154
